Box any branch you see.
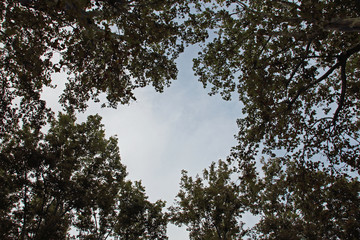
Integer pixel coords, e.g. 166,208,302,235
214,223,222,240
93,210,98,235
332,60,347,125
286,40,313,87
330,42,360,123
21,171,29,240
258,35,272,56
343,42,360,58
234,0,254,14
291,54,339,60
287,61,340,110
325,18,360,32
34,187,47,237
286,42,360,112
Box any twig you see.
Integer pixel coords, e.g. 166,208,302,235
286,40,313,88
332,60,347,125
287,61,340,110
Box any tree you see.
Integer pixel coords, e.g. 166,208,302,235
114,181,168,240
0,0,188,135
0,113,168,239
171,156,360,239
251,157,360,240
169,160,248,240
179,1,360,238
186,0,360,172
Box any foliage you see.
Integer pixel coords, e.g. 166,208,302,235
3,0,360,239
171,156,360,240
251,157,360,239
0,0,188,134
169,160,248,240
0,113,167,239
178,1,360,237
186,0,360,172
114,180,168,240
173,1,360,238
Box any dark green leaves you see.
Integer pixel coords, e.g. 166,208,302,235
170,160,247,240
170,156,360,239
0,0,187,133
253,157,360,240
0,113,168,239
187,0,360,170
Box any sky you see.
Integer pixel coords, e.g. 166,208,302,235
44,45,247,239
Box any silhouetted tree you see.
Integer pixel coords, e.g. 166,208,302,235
0,113,168,239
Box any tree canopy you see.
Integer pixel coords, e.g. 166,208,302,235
169,160,247,240
0,0,187,135
171,1,360,238
1,0,360,239
0,113,167,239
252,157,360,240
187,0,360,172
170,157,360,239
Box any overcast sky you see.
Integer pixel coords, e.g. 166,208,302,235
45,45,245,239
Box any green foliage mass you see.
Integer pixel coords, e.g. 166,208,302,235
253,157,360,240
169,160,247,239
186,0,360,172
170,1,360,239
0,0,187,134
0,113,167,239
1,0,360,239
170,157,360,239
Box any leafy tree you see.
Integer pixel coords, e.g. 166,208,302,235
0,0,188,135
0,113,167,239
179,1,360,238
171,157,360,240
186,0,360,171
169,160,248,240
250,157,360,240
114,181,168,240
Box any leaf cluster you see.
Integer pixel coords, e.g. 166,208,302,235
0,0,188,134
171,156,360,239
186,0,360,171
0,113,167,239
253,157,360,240
169,160,247,240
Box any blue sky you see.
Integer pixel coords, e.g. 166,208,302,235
45,45,245,239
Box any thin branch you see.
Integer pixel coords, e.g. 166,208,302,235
93,210,99,236
258,35,272,56
332,60,347,125
214,223,222,240
287,61,341,110
21,185,28,240
279,0,301,10
325,18,360,32
287,42,360,110
345,132,360,144
286,40,313,87
291,54,339,60
34,192,47,236
104,228,113,240
234,0,254,14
